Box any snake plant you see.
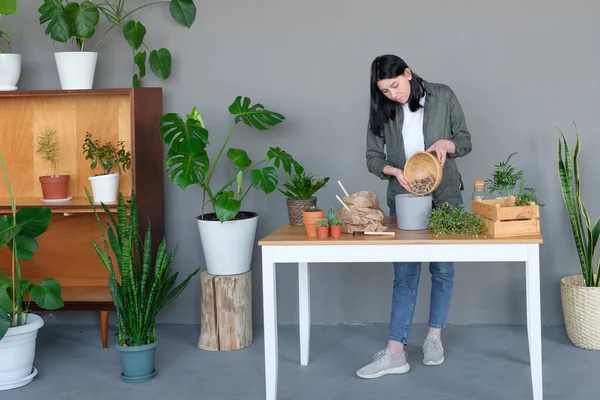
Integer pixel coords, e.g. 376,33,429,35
86,188,199,346
557,124,600,287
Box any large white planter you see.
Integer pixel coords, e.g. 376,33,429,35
0,54,21,91
197,212,258,275
89,172,120,203
561,275,600,350
0,313,44,391
54,51,98,90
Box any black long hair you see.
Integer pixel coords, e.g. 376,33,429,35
369,54,425,137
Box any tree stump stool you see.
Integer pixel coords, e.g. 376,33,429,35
198,270,253,351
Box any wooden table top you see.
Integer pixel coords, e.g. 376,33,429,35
258,217,543,246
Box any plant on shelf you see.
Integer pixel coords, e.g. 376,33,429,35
315,218,329,239
0,0,16,53
0,0,21,91
86,187,199,382
35,128,70,200
328,214,343,239
82,132,131,203
278,170,329,226
486,152,543,206
428,203,485,236
0,152,64,389
302,205,323,238
158,95,302,276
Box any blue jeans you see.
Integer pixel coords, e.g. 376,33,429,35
388,192,462,344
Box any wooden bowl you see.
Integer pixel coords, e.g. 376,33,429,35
403,151,443,195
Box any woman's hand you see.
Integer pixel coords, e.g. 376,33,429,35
426,139,456,167
383,165,410,191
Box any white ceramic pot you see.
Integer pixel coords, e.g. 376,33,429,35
54,51,98,90
0,53,21,91
197,212,258,275
395,194,433,230
89,172,120,203
0,313,44,391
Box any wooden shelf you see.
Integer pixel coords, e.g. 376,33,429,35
0,196,129,213
0,88,135,98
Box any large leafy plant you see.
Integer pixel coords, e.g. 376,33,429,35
0,0,17,53
86,188,199,346
159,96,303,223
278,171,329,201
39,0,197,87
557,125,599,287
0,153,64,341
486,152,543,206
38,0,100,51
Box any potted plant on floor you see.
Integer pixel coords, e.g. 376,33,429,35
35,128,70,201
0,153,64,391
158,96,302,276
557,125,600,350
82,132,131,204
278,170,329,226
0,0,19,91
38,0,100,90
86,188,199,382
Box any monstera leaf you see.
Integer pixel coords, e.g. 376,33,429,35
169,0,196,28
228,96,286,130
0,0,17,15
38,0,99,45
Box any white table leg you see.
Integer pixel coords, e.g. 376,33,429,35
525,244,543,400
298,262,310,366
262,247,278,400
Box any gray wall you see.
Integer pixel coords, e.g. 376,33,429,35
5,0,600,328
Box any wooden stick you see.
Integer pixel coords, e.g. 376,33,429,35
336,195,351,211
337,180,350,197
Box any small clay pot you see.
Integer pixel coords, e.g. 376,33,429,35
330,225,342,239
303,210,323,238
39,175,70,199
316,226,329,239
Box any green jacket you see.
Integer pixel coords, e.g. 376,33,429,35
366,81,472,210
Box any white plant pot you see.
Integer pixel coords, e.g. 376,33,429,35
0,54,21,91
0,313,44,391
89,173,120,203
395,194,433,230
54,51,98,90
197,212,258,275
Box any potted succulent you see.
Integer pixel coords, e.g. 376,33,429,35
302,205,323,238
0,153,64,391
327,207,343,239
557,125,600,350
38,0,198,88
278,170,329,226
158,96,302,276
38,0,100,89
315,218,329,239
35,128,70,201
82,132,131,204
0,0,19,91
86,188,199,382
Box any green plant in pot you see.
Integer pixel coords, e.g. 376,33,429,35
86,187,199,382
0,0,20,91
82,132,131,204
278,170,329,226
158,96,302,276
486,152,543,206
428,203,485,237
557,124,600,350
0,153,64,390
36,128,70,201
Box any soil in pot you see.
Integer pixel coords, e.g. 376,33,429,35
302,210,323,238
316,226,329,239
286,198,317,226
39,175,70,200
330,225,342,239
117,341,158,383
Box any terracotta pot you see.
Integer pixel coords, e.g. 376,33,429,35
39,175,70,199
302,210,323,238
316,226,329,239
330,225,342,239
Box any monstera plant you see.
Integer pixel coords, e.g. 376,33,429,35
158,96,302,275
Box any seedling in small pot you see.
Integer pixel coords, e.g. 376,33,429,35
315,218,329,239
36,128,71,200
329,217,343,239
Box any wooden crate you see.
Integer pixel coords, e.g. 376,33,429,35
472,196,540,238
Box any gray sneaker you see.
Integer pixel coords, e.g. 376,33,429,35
422,335,444,366
356,348,410,379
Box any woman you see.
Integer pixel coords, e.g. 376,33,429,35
358,54,472,379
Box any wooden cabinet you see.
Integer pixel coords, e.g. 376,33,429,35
0,88,164,348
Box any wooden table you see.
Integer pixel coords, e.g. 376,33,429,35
258,217,544,400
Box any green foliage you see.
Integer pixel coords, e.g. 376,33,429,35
159,96,302,223
428,203,485,236
38,0,100,51
86,188,199,346
278,171,328,201
305,205,320,212
557,124,600,287
36,129,62,177
0,0,17,53
327,207,336,223
315,218,328,228
486,152,542,206
0,153,64,341
329,218,342,226
82,132,131,175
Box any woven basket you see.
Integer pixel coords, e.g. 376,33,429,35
286,198,317,226
560,275,600,350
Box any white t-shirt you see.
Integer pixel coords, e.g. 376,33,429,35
401,95,426,161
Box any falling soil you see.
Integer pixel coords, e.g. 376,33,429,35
409,175,436,194
197,211,258,221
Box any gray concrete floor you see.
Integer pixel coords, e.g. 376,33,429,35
1,323,596,400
